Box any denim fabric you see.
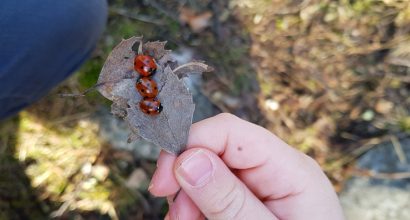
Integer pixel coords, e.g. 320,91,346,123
0,0,108,120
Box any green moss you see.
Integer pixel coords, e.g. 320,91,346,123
232,73,254,95
260,80,274,96
351,0,375,14
77,59,103,89
399,116,410,133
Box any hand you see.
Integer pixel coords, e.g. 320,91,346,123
149,113,344,220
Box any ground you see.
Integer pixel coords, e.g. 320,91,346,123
0,0,409,219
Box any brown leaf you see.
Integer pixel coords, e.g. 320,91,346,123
97,37,211,155
126,66,195,154
179,7,213,33
126,168,148,189
173,61,214,78
143,41,175,66
97,37,141,100
375,100,393,114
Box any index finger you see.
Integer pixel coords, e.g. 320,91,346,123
150,113,342,219
187,113,298,170
150,113,308,198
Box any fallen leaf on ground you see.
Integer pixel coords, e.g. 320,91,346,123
179,7,213,33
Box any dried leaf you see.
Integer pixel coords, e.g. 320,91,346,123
126,66,195,154
179,7,213,33
173,61,214,78
98,37,141,100
97,37,212,155
143,41,173,65
111,97,128,118
387,40,410,68
375,100,393,114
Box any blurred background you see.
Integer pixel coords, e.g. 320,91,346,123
1,0,409,219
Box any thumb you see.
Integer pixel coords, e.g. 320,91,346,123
173,148,277,220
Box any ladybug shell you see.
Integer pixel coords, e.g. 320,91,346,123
134,55,157,77
136,77,158,98
139,97,163,115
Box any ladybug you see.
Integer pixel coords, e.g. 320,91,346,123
134,55,157,77
133,47,162,116
139,97,163,115
136,77,158,98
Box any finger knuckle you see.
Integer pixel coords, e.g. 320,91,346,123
295,153,327,190
302,153,322,172
216,113,238,122
207,182,247,220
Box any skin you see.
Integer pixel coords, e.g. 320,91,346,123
149,113,345,220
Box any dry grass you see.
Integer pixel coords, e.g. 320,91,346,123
232,0,410,187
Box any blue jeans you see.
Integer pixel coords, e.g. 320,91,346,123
0,0,108,120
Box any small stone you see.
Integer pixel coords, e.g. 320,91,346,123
253,14,263,24
361,110,375,121
91,165,110,181
375,100,394,114
265,99,280,111
81,162,92,175
126,168,148,190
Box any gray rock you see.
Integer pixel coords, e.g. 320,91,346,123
340,137,410,220
173,47,219,122
183,74,219,123
95,107,161,160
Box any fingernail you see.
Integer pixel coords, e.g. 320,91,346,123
166,195,174,206
148,171,158,193
176,150,213,187
148,182,154,191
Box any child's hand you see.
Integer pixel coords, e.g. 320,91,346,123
149,113,344,220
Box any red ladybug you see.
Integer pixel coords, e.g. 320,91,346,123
133,51,162,116
136,77,158,98
139,97,163,115
134,55,157,77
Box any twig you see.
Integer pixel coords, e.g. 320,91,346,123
271,0,312,15
110,8,164,25
391,136,407,164
58,82,106,97
144,1,179,21
354,169,410,180
50,199,73,218
50,112,91,125
385,73,410,83
59,76,135,98
110,171,152,215
326,137,385,171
